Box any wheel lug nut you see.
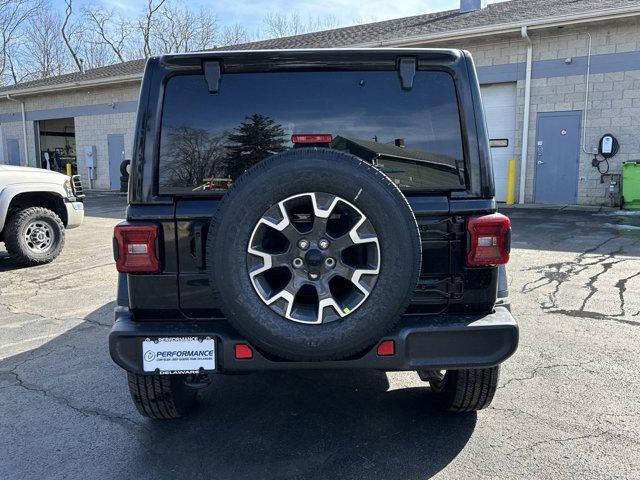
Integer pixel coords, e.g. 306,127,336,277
325,257,335,268
292,257,303,269
318,239,330,250
298,239,309,250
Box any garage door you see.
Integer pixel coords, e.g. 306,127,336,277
481,83,517,202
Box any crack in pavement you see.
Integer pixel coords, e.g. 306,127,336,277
0,297,111,329
578,255,626,312
614,271,640,317
520,234,640,324
509,430,612,454
498,361,596,390
547,309,640,327
1,364,149,432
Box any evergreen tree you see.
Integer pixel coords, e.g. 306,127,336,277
226,113,287,178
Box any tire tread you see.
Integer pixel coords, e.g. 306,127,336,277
127,373,196,419
430,366,500,412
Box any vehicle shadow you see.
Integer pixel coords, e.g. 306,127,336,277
0,302,476,480
137,374,477,479
0,251,31,271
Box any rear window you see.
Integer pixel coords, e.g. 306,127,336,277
158,70,466,195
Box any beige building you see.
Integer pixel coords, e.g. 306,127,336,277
1,0,640,205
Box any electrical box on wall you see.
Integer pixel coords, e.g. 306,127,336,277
598,133,619,159
601,135,614,156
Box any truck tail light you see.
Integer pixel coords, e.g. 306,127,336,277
466,213,511,266
113,224,160,273
291,134,333,144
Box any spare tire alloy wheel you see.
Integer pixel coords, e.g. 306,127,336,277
207,148,422,361
247,192,380,324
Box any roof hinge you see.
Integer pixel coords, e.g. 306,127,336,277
398,57,416,91
203,61,222,94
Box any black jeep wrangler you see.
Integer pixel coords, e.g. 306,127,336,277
110,49,518,419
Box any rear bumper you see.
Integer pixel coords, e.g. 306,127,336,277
109,307,518,374
64,200,84,229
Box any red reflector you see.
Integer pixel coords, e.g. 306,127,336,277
291,134,333,144
466,213,511,266
234,344,253,359
377,340,395,356
113,224,160,273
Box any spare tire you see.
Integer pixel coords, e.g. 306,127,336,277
207,148,421,361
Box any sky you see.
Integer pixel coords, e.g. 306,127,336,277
69,0,508,35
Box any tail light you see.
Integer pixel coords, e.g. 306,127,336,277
291,134,333,144
466,213,511,266
113,223,160,273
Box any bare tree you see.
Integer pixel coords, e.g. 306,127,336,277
219,23,251,46
153,4,217,53
262,12,340,38
262,12,303,38
61,0,83,71
22,10,68,80
84,7,132,63
139,0,167,57
1,0,372,86
0,0,42,84
160,127,228,189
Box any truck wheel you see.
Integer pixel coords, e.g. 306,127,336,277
127,373,197,419
427,366,500,412
4,207,65,266
207,148,422,361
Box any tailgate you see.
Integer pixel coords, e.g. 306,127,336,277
173,196,497,318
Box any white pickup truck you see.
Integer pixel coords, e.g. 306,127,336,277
0,165,84,265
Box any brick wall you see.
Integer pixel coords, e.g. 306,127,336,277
74,112,137,189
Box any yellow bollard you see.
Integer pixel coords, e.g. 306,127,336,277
506,159,516,205
66,163,72,176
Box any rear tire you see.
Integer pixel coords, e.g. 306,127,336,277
427,366,500,412
127,373,197,419
4,207,65,266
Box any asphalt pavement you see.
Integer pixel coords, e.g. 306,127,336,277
0,194,638,479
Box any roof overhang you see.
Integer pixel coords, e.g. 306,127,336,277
352,5,640,47
0,72,142,100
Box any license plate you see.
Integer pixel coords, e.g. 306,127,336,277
142,336,215,374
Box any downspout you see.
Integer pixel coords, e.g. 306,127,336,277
5,94,30,167
519,26,532,204
581,32,593,154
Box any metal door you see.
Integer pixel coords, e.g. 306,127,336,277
7,139,20,166
534,111,581,204
107,134,125,190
